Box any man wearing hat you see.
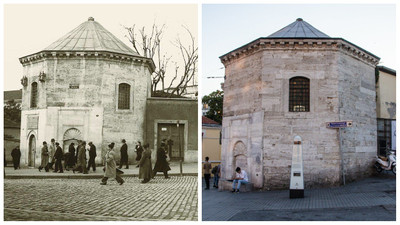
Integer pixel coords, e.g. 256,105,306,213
87,142,97,172
119,139,129,169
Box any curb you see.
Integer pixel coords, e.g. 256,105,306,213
5,173,198,179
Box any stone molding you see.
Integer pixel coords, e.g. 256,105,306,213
19,51,155,73
220,38,380,67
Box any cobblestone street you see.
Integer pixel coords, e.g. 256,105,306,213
4,176,198,221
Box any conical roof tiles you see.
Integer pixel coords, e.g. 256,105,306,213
268,18,330,38
44,17,138,56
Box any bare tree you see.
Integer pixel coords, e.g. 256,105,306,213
166,27,198,97
125,24,170,95
124,24,197,97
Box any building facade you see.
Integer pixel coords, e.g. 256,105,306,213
202,116,222,176
220,18,380,190
145,98,198,163
376,66,396,156
19,17,154,166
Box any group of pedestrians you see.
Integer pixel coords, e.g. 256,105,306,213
8,138,173,185
38,139,65,173
100,139,171,185
203,157,221,190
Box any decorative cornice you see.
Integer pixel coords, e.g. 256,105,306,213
19,50,155,73
220,38,380,67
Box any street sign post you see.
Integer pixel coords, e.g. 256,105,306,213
326,120,353,185
326,121,353,128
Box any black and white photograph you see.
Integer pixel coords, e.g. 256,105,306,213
3,4,198,221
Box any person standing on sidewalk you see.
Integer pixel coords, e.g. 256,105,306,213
232,167,249,193
152,140,171,179
53,142,64,173
73,141,88,174
119,139,129,169
135,141,144,168
139,143,152,183
87,142,97,172
203,157,212,190
101,143,124,185
212,164,221,188
39,141,49,172
66,143,76,171
48,138,56,170
11,146,21,170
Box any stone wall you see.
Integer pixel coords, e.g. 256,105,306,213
221,42,378,190
337,52,377,182
20,55,152,166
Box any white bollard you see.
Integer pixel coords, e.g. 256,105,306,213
290,136,304,198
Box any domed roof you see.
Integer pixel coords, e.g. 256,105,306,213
268,18,330,38
44,17,139,56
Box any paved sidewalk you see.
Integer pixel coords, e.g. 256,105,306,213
202,174,396,221
4,161,197,179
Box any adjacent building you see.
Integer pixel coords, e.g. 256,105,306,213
376,66,396,156
219,18,380,190
202,116,221,176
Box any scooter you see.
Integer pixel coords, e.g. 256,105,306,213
375,150,396,174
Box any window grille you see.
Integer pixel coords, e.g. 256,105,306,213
289,77,310,112
118,83,130,109
31,82,38,108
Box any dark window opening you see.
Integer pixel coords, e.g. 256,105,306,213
118,83,130,110
289,77,310,112
31,82,38,108
377,119,394,156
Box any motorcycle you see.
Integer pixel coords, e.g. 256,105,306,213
375,150,396,174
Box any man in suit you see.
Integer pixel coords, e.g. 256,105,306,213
119,139,129,169
87,142,97,172
53,142,64,173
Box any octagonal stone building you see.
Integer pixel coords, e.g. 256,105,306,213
219,18,380,190
19,17,154,166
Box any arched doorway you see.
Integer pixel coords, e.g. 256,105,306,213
63,128,82,152
233,141,248,175
28,134,36,167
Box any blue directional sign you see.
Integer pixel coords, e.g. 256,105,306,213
326,121,353,128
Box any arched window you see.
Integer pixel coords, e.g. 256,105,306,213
289,77,310,112
31,82,38,108
118,83,130,109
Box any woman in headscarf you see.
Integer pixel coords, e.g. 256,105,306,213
101,143,124,185
139,143,152,183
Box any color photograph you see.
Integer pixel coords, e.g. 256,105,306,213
201,4,396,221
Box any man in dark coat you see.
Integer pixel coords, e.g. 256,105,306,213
87,142,97,172
135,141,144,168
66,143,76,170
119,139,129,169
11,146,21,170
53,142,64,173
152,141,171,179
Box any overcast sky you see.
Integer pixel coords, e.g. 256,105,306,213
202,4,396,97
3,4,197,91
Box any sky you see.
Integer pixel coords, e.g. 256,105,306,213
3,4,198,91
202,4,397,97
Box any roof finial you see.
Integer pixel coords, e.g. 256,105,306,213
296,18,303,21
88,17,94,21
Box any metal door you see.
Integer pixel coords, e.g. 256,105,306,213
157,123,184,161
